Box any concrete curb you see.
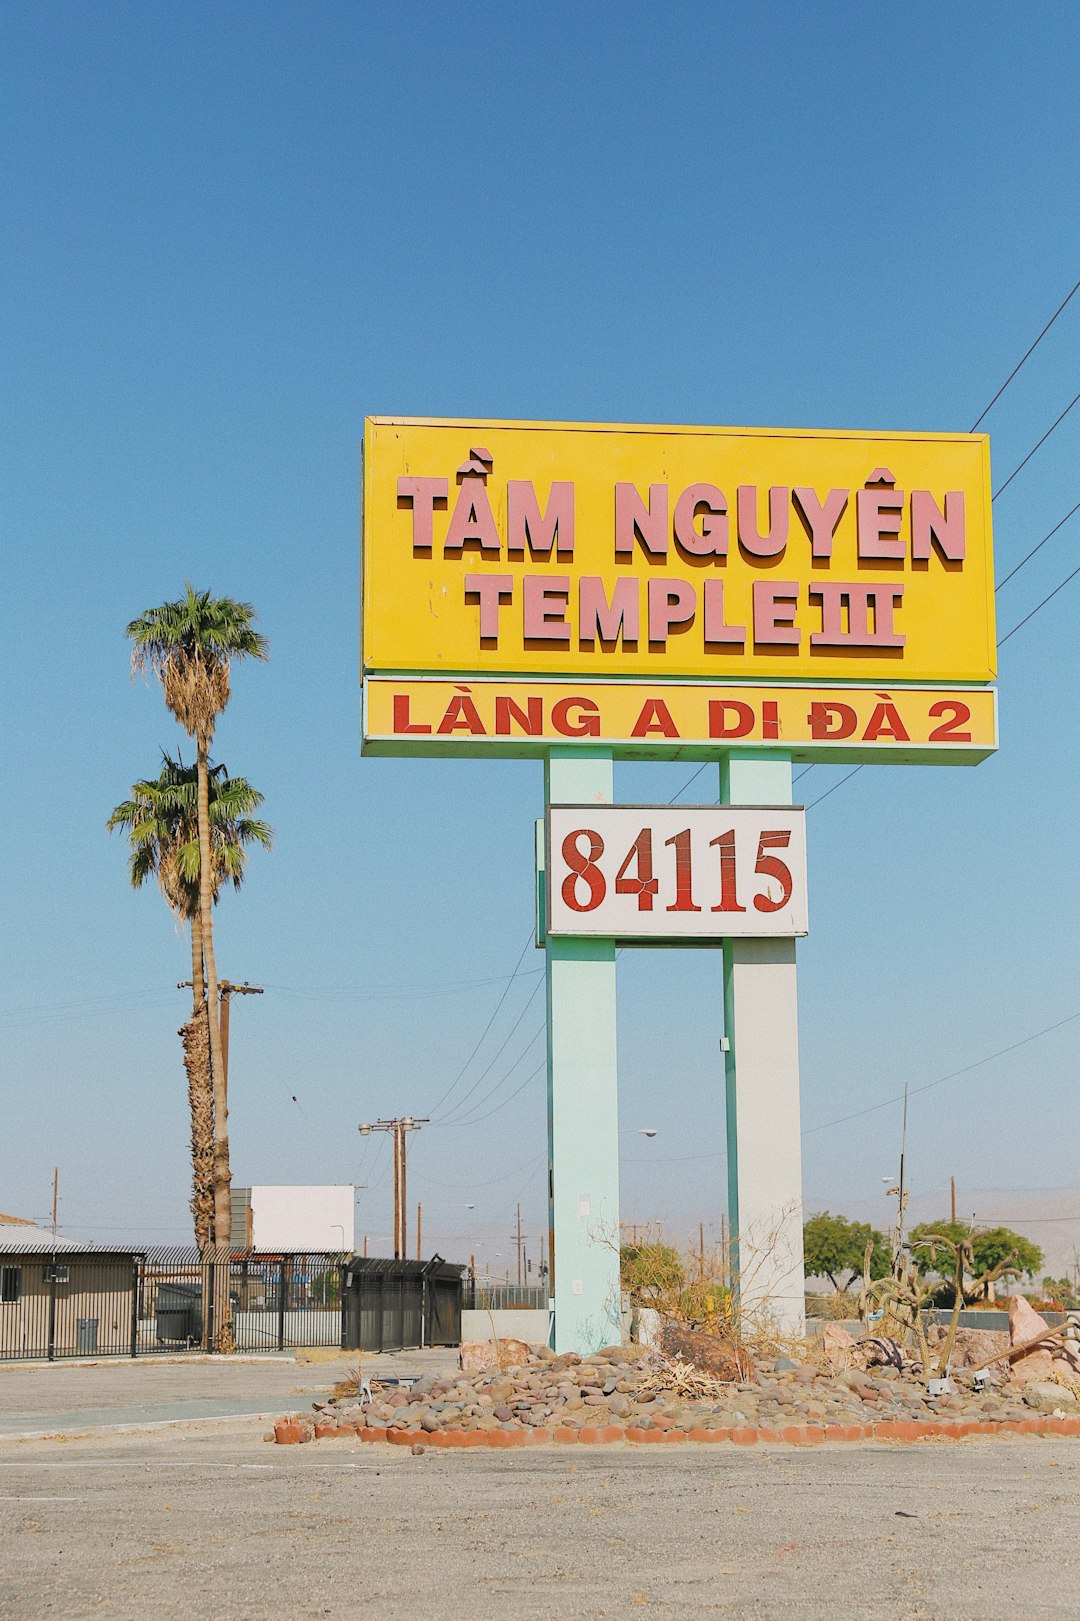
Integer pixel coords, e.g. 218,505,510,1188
3,1411,280,1443
276,1415,1080,1447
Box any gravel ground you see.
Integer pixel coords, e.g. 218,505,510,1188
1,1422,1078,1619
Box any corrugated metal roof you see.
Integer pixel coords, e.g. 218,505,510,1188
0,1220,138,1256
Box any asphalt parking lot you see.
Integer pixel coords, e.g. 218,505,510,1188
0,1357,1077,1619
0,1349,452,1439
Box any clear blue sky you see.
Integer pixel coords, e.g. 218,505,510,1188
3,2,1079,1276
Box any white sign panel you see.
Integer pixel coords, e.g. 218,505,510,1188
250,1186,355,1252
546,805,808,940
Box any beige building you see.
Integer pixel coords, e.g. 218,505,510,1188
0,1215,137,1359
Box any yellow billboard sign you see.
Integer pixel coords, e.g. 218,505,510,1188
364,679,997,763
362,417,995,686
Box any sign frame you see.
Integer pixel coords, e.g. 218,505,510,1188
545,803,809,944
362,675,998,764
362,414,996,691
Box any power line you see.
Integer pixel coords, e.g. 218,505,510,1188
438,1027,547,1126
970,278,1080,431
263,968,542,1004
433,977,545,1123
670,762,709,800
992,388,1080,500
805,765,864,810
424,933,535,1118
429,291,1080,1136
801,1008,1080,1136
996,501,1080,591
998,558,1080,646
438,1058,547,1129
623,1008,1080,1162
417,1150,546,1191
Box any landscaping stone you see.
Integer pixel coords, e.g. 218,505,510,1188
658,1322,747,1380
1022,1381,1080,1413
459,1338,532,1372
1007,1295,1057,1383
280,1330,1080,1449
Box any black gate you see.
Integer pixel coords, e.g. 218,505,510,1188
341,1256,463,1353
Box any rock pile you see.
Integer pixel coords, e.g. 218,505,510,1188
276,1323,1080,1447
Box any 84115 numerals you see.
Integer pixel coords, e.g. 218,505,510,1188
560,825,793,915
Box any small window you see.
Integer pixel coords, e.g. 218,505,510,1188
1,1267,21,1304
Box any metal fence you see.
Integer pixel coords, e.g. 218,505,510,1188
341,1257,464,1353
0,1248,348,1361
466,1280,548,1311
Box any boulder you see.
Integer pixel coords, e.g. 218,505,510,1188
1009,1293,1054,1345
458,1338,533,1373
658,1321,748,1381
944,1326,1010,1370
821,1324,860,1373
1021,1380,1080,1413
1007,1295,1056,1385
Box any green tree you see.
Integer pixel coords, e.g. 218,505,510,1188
803,1211,890,1292
108,753,271,1249
127,587,268,1345
1039,1276,1078,1310
971,1227,1042,1284
620,1242,685,1303
909,1221,1042,1302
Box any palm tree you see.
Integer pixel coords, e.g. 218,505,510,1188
126,587,268,1320
108,754,272,1249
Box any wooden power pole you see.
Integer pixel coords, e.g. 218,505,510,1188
358,1116,428,1259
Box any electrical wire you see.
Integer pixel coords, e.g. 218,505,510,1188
263,968,542,1004
801,1008,1080,1136
970,278,1080,431
996,501,1080,591
992,388,1080,500
431,975,545,1122
437,1058,547,1129
437,1026,546,1127
424,932,535,1118
805,764,864,810
418,291,1080,1144
998,559,1080,646
415,1150,546,1192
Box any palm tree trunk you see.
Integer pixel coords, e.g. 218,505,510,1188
183,911,214,1253
190,896,205,1012
197,733,234,1352
180,1006,214,1253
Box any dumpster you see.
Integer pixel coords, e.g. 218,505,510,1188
155,1282,202,1344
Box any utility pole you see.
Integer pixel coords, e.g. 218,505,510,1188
357,1117,428,1259
950,1175,957,1224
218,982,263,1091
178,979,263,1091
888,1081,910,1273
513,1203,524,1286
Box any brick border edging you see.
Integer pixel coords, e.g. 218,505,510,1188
275,1415,1080,1447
